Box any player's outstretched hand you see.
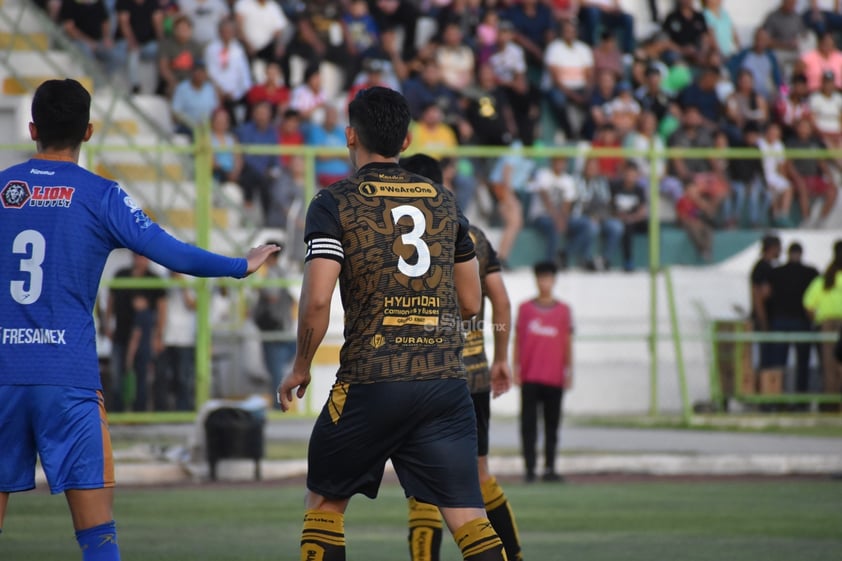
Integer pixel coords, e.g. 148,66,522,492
490,360,512,399
277,368,311,412
244,244,282,275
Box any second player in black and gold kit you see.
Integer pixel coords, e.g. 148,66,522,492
401,154,524,561
278,87,509,561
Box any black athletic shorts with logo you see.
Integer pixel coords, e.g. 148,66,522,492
307,378,483,509
472,391,490,457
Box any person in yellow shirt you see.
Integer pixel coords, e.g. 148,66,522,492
408,101,460,153
803,240,842,405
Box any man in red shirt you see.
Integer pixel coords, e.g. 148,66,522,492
514,261,573,482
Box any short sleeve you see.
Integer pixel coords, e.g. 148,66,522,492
304,190,344,264
454,206,476,264
484,237,502,275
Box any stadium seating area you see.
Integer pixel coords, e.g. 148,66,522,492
2,0,842,269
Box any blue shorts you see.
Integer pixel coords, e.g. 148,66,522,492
0,386,115,494
307,378,483,509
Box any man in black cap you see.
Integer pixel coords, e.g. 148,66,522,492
768,242,819,394
635,65,671,121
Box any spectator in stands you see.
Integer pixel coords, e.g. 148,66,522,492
678,65,724,128
592,31,624,82
464,63,518,148
157,15,203,97
490,19,536,145
583,69,617,140
206,16,253,125
663,104,716,203
277,108,304,168
289,64,328,123
786,118,838,225
703,0,740,59
235,100,281,187
800,31,842,92
605,81,641,139
367,0,420,62
306,104,352,189
611,161,648,271
501,0,555,85
759,122,797,226
802,239,842,406
287,0,353,91
159,271,196,411
177,0,229,48
344,0,380,59
577,0,635,54
568,158,623,270
776,73,812,139
724,69,770,143
729,28,783,101
234,0,292,69
347,58,392,107
474,7,500,65
409,101,460,154
435,20,476,92
635,66,673,122
403,58,461,124
115,0,164,94
487,142,533,268
726,122,768,228
808,70,842,158
803,0,842,37
171,61,218,137
246,61,290,118
762,0,808,75
267,155,306,229
751,234,783,368
675,179,716,262
591,124,624,181
624,111,666,189
662,0,712,66
527,156,577,266
768,242,820,396
59,0,116,77
210,108,272,223
543,19,594,141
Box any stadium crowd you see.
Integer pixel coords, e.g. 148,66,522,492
48,0,842,271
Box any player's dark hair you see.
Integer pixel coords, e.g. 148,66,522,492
761,234,781,253
823,239,842,290
348,87,410,158
400,154,443,183
533,261,558,276
31,79,90,150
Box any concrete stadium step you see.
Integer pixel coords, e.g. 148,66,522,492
90,134,189,182
0,3,50,34
91,93,175,138
165,207,234,230
95,160,185,183
1,51,91,95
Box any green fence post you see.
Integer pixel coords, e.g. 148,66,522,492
664,268,692,424
648,141,660,416
193,125,213,409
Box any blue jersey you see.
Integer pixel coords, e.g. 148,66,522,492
0,158,247,389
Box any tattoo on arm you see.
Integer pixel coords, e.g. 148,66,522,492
300,328,314,361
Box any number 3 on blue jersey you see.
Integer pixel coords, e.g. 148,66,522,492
10,229,45,305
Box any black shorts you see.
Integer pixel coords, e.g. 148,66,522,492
472,391,490,457
307,378,483,509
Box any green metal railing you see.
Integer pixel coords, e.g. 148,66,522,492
4,135,842,421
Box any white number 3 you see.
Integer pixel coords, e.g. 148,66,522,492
11,229,45,305
391,205,431,278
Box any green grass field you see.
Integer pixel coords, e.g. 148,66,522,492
3,478,841,561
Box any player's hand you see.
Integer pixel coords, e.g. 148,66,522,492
277,368,311,412
244,244,282,276
490,360,512,399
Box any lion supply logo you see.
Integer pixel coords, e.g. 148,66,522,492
358,181,437,198
1,180,75,209
123,194,152,229
0,326,67,345
370,333,385,349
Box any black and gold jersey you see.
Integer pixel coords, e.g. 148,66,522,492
304,162,476,384
463,225,502,393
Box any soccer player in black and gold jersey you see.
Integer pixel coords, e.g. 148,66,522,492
401,154,523,561
278,87,508,561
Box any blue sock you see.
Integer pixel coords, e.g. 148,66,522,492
75,520,120,561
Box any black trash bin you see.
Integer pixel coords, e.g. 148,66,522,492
204,407,265,481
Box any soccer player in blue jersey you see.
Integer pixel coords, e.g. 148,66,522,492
0,78,279,560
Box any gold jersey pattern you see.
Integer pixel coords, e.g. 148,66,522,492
304,162,476,384
463,225,502,393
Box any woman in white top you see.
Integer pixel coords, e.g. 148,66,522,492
757,122,795,225
624,111,665,187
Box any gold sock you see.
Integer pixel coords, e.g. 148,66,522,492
408,497,443,561
454,517,507,561
481,477,523,561
300,510,345,561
